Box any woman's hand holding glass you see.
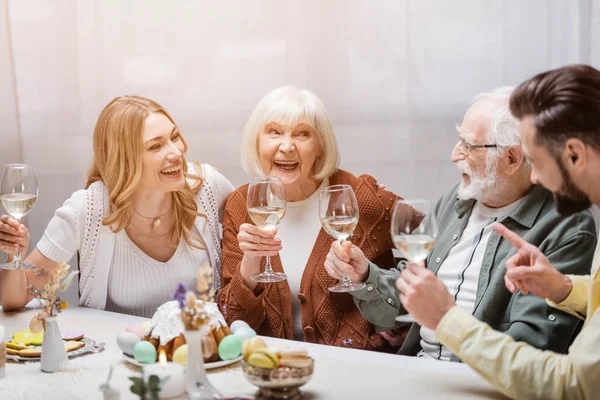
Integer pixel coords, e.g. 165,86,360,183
324,240,370,284
237,223,282,288
245,176,287,284
0,215,30,257
0,164,38,270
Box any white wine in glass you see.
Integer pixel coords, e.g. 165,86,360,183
247,176,287,283
319,184,365,293
391,199,437,322
0,164,39,270
391,234,435,264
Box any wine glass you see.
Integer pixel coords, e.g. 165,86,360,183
391,199,438,322
247,176,287,283
0,164,39,270
319,184,365,293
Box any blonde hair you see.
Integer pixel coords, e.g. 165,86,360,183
241,86,340,180
86,95,206,249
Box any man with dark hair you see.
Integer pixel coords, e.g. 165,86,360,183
398,64,600,399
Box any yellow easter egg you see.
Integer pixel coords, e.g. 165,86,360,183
172,344,188,366
140,320,151,334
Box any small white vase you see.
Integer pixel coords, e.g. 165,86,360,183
40,316,67,373
183,329,221,400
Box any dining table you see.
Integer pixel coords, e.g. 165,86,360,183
0,303,507,399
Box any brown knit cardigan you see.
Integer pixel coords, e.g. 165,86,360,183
217,169,409,351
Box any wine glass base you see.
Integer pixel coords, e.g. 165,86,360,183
395,314,416,323
0,260,37,270
328,282,366,293
251,272,287,283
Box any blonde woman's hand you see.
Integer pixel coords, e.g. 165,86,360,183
324,240,369,283
238,223,282,289
0,215,30,256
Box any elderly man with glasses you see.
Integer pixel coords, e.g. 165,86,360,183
324,87,596,361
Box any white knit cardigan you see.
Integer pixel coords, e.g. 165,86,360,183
36,164,234,309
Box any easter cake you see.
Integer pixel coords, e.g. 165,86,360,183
143,300,232,362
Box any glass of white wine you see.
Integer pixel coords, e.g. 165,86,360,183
0,164,39,270
391,198,437,322
247,176,287,283
319,184,365,293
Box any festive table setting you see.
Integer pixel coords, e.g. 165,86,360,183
0,300,507,399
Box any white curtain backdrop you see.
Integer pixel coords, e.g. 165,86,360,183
1,0,599,303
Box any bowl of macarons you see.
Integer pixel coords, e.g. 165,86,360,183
241,337,314,398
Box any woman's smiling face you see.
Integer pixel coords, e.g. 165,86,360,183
258,120,321,200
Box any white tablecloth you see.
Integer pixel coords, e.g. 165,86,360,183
0,305,506,399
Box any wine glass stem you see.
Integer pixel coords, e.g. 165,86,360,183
264,255,274,275
13,218,22,264
339,238,351,289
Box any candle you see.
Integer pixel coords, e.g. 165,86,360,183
144,349,185,399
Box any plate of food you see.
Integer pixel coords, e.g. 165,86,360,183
6,331,104,362
121,353,243,369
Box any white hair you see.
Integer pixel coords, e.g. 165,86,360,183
241,85,340,180
474,86,529,170
473,86,521,147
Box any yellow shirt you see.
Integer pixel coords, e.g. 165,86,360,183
436,240,600,400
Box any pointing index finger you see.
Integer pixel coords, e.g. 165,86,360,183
493,222,527,250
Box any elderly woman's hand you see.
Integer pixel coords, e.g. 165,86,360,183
238,223,282,289
0,215,30,257
324,240,370,283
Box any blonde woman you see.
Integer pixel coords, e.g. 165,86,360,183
0,96,234,317
218,86,417,350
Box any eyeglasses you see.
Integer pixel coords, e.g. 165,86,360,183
459,137,501,156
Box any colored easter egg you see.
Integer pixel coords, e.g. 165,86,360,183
229,320,250,334
140,320,151,334
172,344,188,366
133,341,157,364
117,331,141,356
125,325,145,340
233,326,256,343
217,335,242,360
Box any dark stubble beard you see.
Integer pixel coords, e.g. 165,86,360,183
553,158,591,216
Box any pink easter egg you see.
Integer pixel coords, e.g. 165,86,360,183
125,325,145,340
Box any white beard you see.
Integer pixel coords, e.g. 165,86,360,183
456,154,505,203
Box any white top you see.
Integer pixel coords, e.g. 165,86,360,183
276,178,329,340
104,229,211,318
36,164,234,311
419,197,524,361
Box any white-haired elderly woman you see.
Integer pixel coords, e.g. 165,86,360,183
217,86,417,350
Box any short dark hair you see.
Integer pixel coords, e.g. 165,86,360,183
509,64,600,155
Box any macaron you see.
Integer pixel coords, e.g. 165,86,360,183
247,348,279,369
242,336,266,361
278,348,311,368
